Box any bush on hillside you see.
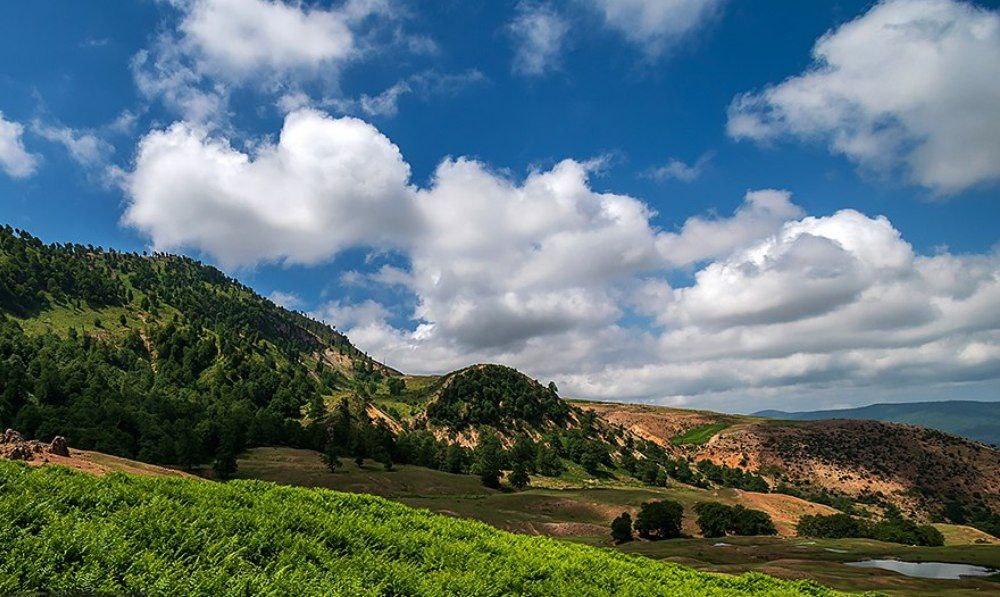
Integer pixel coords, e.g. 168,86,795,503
611,512,633,543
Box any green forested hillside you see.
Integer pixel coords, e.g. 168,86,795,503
0,460,840,596
0,226,380,468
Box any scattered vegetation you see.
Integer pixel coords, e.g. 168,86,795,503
696,460,770,492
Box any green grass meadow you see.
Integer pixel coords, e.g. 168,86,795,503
0,460,847,596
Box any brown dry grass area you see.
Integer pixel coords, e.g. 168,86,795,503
530,521,609,537
698,420,1000,519
934,523,1000,546
576,401,736,449
734,490,839,536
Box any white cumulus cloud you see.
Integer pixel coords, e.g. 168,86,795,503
0,112,40,179
584,0,723,55
123,109,1000,411
123,109,417,268
134,0,398,122
728,0,1000,195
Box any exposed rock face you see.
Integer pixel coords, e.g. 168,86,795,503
49,436,70,457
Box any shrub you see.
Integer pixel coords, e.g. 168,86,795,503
472,432,505,489
797,513,864,539
508,462,530,489
611,512,633,543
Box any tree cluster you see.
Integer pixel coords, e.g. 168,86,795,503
693,502,776,537
634,500,684,540
797,509,944,546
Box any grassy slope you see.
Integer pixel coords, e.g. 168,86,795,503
226,447,1000,596
0,461,840,596
230,447,836,537
672,423,733,446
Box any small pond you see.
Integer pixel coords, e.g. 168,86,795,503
846,559,996,580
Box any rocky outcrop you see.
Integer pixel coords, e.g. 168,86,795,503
0,430,72,462
49,436,70,457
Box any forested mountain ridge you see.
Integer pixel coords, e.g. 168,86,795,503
0,226,389,468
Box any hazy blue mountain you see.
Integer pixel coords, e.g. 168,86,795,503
755,401,1000,447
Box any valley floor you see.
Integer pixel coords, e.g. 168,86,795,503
212,446,1000,596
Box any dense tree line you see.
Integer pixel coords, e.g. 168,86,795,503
941,500,1000,538
0,315,329,472
797,510,944,547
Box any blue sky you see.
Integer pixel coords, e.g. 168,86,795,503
1,0,998,412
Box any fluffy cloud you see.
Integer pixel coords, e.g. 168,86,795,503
313,299,391,329
728,0,1000,194
509,2,570,76
406,158,663,351
655,189,804,267
0,112,40,179
123,109,417,267
579,211,1000,403
135,0,397,122
124,109,1000,410
175,0,377,77
267,290,303,309
584,0,723,55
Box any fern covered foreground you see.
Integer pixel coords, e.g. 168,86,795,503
0,462,841,596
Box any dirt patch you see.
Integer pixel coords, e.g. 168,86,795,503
734,490,839,536
532,521,608,537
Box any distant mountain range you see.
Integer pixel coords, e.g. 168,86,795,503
755,401,1000,447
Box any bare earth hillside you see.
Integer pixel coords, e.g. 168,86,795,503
578,401,1000,520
